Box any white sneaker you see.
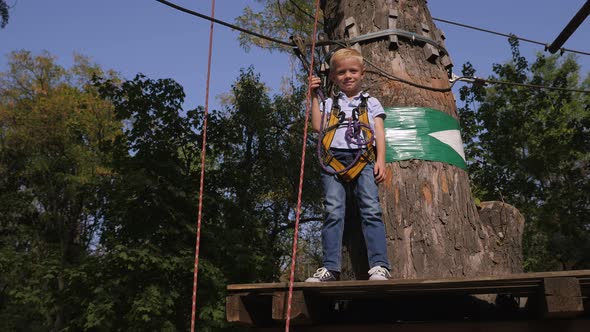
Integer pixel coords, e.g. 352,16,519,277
368,266,390,281
305,267,339,282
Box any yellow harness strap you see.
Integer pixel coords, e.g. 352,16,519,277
321,95,375,182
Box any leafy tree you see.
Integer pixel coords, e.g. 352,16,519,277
457,38,590,271
1,47,322,329
201,67,323,327
204,67,323,283
87,66,322,331
0,50,120,331
236,0,318,52
89,72,241,331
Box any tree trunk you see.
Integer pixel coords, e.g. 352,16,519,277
478,201,525,275
322,0,524,280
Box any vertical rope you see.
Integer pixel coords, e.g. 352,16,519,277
285,0,322,331
191,0,215,331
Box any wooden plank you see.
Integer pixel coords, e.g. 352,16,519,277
343,283,541,295
344,17,362,53
226,293,274,326
388,9,399,49
226,294,254,326
272,290,313,325
248,320,590,332
227,269,590,292
227,280,590,299
226,270,590,328
228,282,540,297
420,23,439,62
543,277,584,318
435,28,453,70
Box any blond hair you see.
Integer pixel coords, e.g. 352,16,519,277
329,48,364,69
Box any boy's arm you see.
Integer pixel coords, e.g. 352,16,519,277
310,76,322,132
373,116,386,183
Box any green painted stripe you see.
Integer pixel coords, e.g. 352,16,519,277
383,107,467,169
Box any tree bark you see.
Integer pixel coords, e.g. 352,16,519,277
478,201,525,275
322,0,524,280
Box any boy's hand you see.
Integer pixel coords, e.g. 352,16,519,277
374,159,386,183
309,76,322,94
310,76,323,132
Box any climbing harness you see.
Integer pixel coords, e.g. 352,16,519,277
319,93,376,182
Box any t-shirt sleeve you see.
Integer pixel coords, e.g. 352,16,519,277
368,97,385,119
321,97,333,113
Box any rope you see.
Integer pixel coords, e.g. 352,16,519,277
284,0,322,330
190,0,215,331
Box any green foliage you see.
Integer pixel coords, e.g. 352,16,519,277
89,74,214,331
88,67,322,330
203,67,323,284
0,50,120,331
80,245,191,331
458,38,590,271
1,49,321,330
236,0,320,52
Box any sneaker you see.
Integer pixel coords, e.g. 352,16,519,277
305,267,339,282
368,266,390,281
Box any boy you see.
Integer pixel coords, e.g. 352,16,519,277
306,48,391,282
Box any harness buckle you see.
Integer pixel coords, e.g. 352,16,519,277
352,107,360,121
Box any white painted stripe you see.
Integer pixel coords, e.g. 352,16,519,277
428,130,466,161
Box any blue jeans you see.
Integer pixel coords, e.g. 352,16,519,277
321,149,390,272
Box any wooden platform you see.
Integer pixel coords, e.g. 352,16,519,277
227,270,590,331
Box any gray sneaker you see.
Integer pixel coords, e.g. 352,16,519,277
368,266,390,281
305,267,339,282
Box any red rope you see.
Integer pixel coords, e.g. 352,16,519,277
191,0,215,331
284,0,322,331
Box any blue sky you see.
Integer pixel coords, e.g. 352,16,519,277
2,0,589,111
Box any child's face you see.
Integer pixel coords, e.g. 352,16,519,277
330,57,365,97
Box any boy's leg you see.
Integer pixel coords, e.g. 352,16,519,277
354,163,391,271
320,170,347,273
